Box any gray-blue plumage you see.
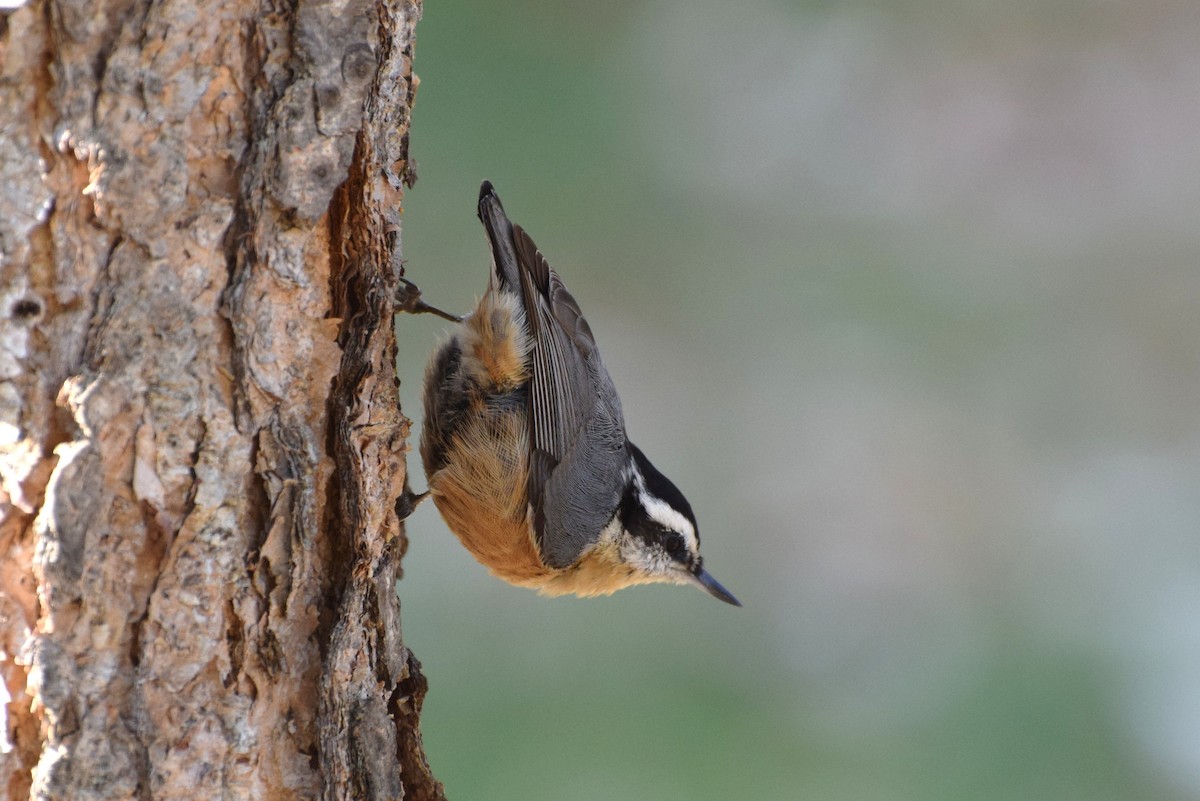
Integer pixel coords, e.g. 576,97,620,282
479,185,629,568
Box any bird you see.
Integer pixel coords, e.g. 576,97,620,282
414,182,739,606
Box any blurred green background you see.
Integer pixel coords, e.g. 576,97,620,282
392,1,1200,799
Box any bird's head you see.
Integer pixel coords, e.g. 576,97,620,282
612,443,740,606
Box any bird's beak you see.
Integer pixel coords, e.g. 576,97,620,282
690,566,741,607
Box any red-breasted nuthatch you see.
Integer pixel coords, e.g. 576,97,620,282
414,182,738,605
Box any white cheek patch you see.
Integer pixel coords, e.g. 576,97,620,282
621,541,671,574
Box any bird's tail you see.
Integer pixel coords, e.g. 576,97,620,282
477,181,521,292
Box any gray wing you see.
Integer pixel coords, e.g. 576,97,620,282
511,225,628,568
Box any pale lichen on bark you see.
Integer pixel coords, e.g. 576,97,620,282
0,0,443,798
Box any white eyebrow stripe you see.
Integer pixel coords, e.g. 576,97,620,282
638,490,698,553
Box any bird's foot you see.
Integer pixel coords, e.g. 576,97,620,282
395,486,430,522
395,277,461,323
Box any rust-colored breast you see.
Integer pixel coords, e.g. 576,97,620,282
424,289,547,584
428,407,550,586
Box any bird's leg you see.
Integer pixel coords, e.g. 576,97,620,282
395,485,430,522
394,277,462,323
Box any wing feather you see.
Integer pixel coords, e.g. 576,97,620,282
507,224,627,567
513,224,598,463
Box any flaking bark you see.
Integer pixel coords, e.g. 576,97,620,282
0,0,445,798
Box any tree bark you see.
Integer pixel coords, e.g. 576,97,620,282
0,0,445,798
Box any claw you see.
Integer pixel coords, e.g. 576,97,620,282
396,487,430,522
395,277,462,323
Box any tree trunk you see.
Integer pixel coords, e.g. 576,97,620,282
0,0,445,798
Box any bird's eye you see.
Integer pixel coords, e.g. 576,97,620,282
664,533,685,557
